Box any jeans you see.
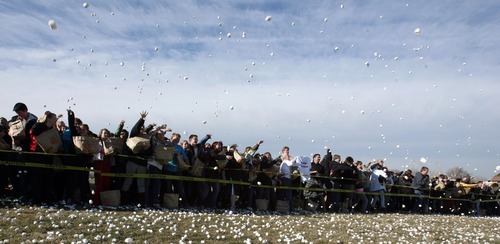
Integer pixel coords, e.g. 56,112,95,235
412,189,428,213
354,188,368,213
281,177,293,209
147,165,162,206
207,182,220,209
474,201,481,216
371,189,386,209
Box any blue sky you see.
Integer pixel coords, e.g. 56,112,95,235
1,1,499,179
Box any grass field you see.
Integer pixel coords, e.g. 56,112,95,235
0,205,499,243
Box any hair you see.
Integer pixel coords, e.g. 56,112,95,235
0,117,7,127
421,166,429,172
313,153,321,159
56,120,66,131
80,124,90,131
38,111,56,123
170,133,181,143
210,141,224,152
344,156,354,164
75,118,83,126
333,154,341,161
189,134,198,140
253,154,262,165
13,102,28,112
99,128,110,139
211,141,222,149
280,146,291,160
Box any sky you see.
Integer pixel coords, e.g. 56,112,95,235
1,1,499,179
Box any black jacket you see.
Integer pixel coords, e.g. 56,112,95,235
330,163,358,185
126,118,153,166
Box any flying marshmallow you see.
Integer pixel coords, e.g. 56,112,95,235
414,28,421,35
48,20,57,30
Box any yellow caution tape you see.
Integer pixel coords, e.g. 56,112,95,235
0,160,94,172
0,159,498,203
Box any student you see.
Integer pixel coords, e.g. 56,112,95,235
411,166,430,214
29,111,60,204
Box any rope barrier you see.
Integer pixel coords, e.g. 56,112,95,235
0,156,498,204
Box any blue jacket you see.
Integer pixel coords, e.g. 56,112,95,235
163,143,188,173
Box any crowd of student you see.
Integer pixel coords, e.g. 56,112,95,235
0,102,499,216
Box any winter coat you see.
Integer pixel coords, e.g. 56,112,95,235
369,169,387,192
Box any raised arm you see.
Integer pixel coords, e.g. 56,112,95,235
115,120,125,136
252,140,263,151
198,133,212,146
67,109,80,137
130,111,147,137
